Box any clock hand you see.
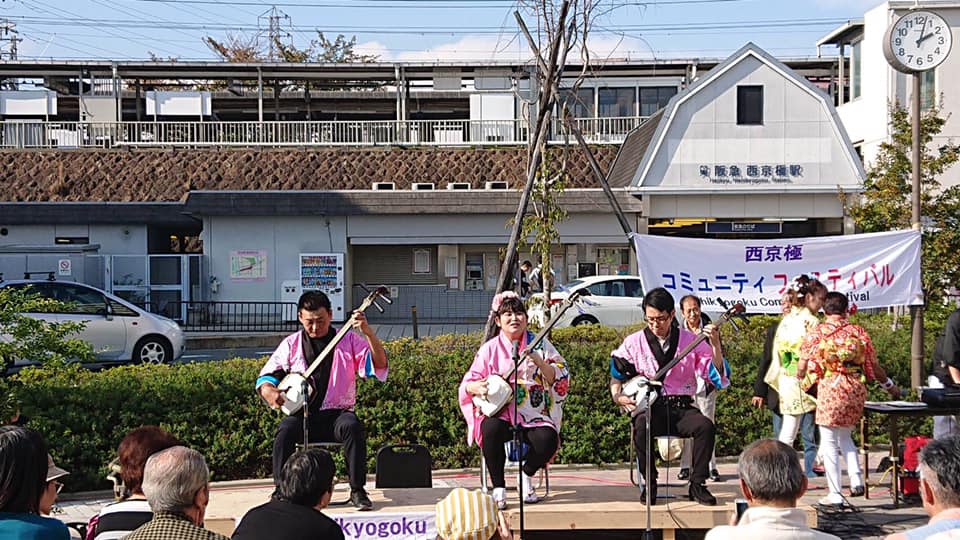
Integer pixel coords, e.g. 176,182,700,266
915,16,928,47
917,31,935,46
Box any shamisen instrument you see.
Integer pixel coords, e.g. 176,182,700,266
621,300,746,417
275,286,391,415
472,288,591,417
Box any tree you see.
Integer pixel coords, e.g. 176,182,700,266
0,286,95,422
312,33,378,63
847,102,960,306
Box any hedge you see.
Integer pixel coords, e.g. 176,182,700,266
12,312,934,492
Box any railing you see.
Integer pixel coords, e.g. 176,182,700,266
143,300,301,332
0,116,648,149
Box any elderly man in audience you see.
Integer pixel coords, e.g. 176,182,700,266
125,445,228,540
705,439,839,540
232,448,343,540
887,434,960,540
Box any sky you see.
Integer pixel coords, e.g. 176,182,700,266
0,0,883,63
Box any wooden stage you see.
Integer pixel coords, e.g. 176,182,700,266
203,470,818,539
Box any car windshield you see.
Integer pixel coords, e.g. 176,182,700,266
554,279,582,292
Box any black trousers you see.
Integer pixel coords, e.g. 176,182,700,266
632,400,715,485
481,417,558,488
273,409,367,490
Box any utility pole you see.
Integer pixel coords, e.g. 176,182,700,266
0,19,21,90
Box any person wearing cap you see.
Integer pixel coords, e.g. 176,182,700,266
435,488,512,540
0,425,70,540
40,454,70,515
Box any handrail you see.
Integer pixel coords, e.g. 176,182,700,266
0,116,648,149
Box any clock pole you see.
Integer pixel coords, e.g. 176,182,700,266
910,70,923,390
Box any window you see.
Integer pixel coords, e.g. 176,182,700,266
737,86,763,125
586,281,611,296
559,87,593,118
920,69,936,110
598,87,634,118
851,40,862,100
57,284,107,315
413,248,431,274
639,86,678,117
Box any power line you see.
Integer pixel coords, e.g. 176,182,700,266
3,14,847,35
126,0,753,8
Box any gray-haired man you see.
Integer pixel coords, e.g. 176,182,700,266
886,434,960,540
705,439,838,540
125,446,228,540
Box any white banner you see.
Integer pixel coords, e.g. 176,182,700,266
332,511,435,540
631,229,922,314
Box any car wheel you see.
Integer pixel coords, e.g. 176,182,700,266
571,315,599,326
133,336,172,364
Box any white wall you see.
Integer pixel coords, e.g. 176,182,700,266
838,2,960,189
203,215,348,303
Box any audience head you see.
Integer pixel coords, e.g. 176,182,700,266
822,292,849,317
119,426,181,497
919,434,960,515
784,274,827,313
435,488,499,540
737,439,807,507
276,447,336,509
520,260,532,272
39,454,70,515
141,446,210,523
0,425,49,514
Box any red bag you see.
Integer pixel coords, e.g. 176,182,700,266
900,436,931,496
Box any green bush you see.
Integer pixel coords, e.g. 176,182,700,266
15,314,925,492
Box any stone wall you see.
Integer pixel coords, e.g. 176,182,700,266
0,146,619,202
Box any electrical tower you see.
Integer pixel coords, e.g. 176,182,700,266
0,18,20,60
258,6,291,61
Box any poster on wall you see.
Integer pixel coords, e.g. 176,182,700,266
230,250,267,281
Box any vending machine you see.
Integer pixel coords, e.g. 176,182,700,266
299,253,346,321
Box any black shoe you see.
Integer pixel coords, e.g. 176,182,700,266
677,468,690,481
688,482,717,506
709,469,721,482
850,486,865,497
640,482,658,506
350,488,373,511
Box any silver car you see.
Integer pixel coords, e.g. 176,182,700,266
1,279,185,365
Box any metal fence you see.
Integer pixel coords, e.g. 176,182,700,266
0,116,647,149
145,300,301,333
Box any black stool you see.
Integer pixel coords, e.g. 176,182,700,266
375,444,432,488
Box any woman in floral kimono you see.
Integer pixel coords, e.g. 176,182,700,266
797,292,900,506
765,274,827,452
459,291,569,510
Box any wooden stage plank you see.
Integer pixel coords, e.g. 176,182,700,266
206,479,817,535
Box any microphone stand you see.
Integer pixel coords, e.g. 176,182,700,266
643,387,654,540
512,339,525,540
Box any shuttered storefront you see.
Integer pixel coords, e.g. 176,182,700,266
352,245,437,285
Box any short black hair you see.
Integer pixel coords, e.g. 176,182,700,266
298,291,332,313
643,287,675,313
0,426,49,514
520,260,532,269
679,295,701,310
822,292,849,316
277,448,336,507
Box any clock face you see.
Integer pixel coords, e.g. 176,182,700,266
884,10,953,72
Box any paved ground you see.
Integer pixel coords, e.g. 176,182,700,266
52,451,928,540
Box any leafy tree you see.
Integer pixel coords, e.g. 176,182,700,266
0,286,95,421
312,33,378,63
847,102,960,307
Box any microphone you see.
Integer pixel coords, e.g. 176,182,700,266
512,340,520,360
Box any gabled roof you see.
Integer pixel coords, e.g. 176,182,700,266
625,42,866,193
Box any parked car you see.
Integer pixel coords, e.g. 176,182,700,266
528,275,645,328
0,278,185,366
